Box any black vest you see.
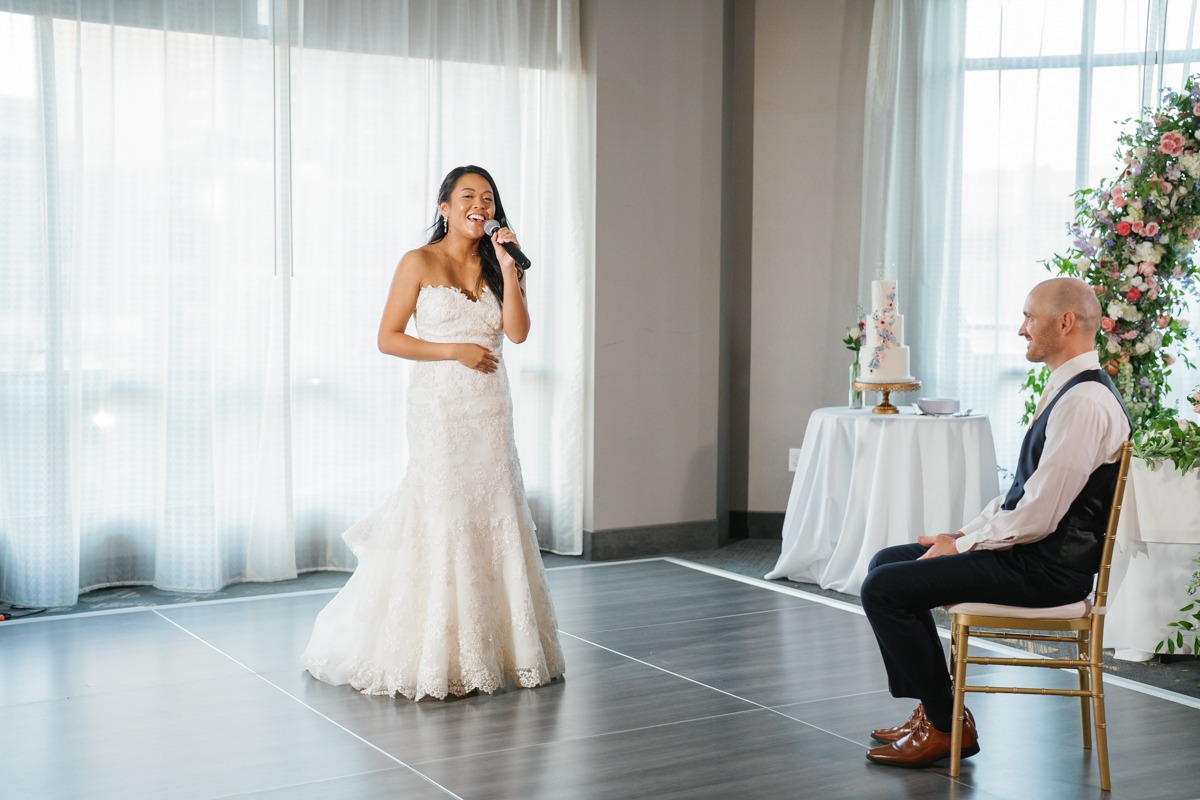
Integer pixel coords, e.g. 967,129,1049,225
1002,369,1132,574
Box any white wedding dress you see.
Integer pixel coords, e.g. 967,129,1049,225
302,285,565,700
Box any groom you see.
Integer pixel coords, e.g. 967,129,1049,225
860,277,1132,768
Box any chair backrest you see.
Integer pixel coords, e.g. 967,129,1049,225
1091,440,1134,611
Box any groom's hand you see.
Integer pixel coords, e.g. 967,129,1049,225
917,532,965,559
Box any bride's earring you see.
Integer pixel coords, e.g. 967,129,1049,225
442,215,448,233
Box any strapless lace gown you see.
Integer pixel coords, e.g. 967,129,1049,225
302,285,565,700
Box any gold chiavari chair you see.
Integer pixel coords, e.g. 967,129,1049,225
945,440,1133,791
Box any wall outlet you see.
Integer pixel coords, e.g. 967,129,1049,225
788,448,802,472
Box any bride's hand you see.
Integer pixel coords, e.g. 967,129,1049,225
454,343,498,373
489,225,526,280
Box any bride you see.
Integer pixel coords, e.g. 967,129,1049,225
302,165,565,700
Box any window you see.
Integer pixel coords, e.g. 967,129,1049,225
957,0,1200,468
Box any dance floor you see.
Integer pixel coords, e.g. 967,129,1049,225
1,558,1197,799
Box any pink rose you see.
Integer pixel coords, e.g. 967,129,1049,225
1144,221,1160,237
1194,401,1200,414
1194,102,1200,116
1131,220,1145,235
1101,317,1116,332
1105,361,1120,376
1125,287,1142,303
1163,353,1175,367
1112,188,1126,208
1159,130,1185,156
1139,262,1156,276
1115,221,1132,236
1157,314,1171,328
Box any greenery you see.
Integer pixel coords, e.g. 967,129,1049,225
1154,551,1200,657
1132,412,1200,473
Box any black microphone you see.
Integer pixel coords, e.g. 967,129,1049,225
483,219,532,270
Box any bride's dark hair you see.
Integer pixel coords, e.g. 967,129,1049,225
428,165,510,306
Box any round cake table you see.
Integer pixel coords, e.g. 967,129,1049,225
765,406,1000,595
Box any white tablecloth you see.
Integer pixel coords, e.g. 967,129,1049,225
765,407,1000,594
1106,460,1200,661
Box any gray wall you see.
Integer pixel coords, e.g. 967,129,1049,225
744,0,874,512
581,0,874,555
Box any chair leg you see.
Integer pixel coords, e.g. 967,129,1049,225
949,620,969,778
949,618,959,682
1076,630,1092,749
1091,659,1111,791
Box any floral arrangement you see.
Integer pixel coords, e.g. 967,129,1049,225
1030,74,1200,473
843,307,865,353
1032,77,1200,657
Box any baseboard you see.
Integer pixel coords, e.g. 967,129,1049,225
729,511,785,539
582,520,719,561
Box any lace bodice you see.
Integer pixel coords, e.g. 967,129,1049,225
414,285,503,349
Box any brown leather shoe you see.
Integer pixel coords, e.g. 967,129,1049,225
866,713,980,768
871,705,975,743
871,704,924,743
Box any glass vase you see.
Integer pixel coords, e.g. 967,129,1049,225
849,360,863,409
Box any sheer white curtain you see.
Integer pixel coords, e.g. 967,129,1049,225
862,0,1200,473
0,0,586,609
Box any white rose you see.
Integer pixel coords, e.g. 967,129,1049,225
1123,264,1138,277
1075,256,1092,271
1134,241,1160,263
1146,331,1163,349
1106,339,1121,354
1124,305,1143,322
1108,301,1124,318
1180,152,1200,179
1133,341,1149,356
1178,318,1191,329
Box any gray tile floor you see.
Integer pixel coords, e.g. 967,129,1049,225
1,558,1197,799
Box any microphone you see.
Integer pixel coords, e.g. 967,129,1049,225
483,219,532,270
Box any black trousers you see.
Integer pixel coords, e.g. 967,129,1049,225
860,542,1094,723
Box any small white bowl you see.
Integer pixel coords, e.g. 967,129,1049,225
917,397,960,416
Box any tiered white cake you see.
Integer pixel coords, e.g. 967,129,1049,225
858,279,914,383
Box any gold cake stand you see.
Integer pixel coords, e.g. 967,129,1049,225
852,379,921,414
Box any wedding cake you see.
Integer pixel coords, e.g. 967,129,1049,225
858,279,914,383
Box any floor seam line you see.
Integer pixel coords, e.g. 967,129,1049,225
150,610,465,800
